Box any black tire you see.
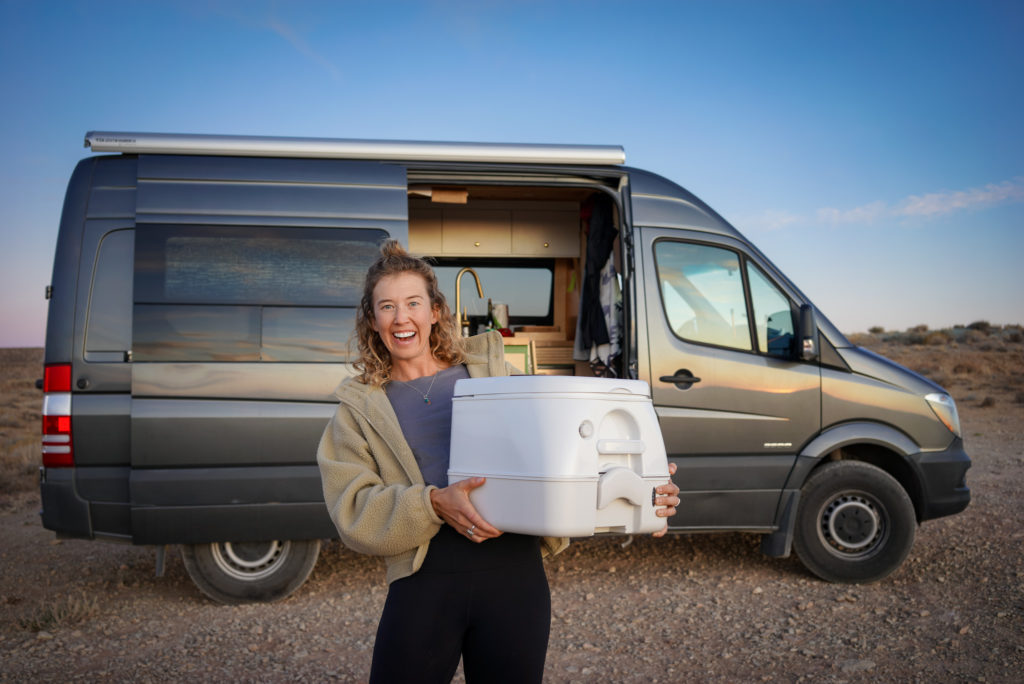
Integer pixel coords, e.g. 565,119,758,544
180,539,321,605
793,461,915,584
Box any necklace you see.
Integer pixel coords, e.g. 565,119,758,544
395,370,440,405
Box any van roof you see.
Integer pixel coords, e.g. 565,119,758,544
84,131,626,166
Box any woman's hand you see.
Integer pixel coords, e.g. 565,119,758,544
652,462,680,538
429,477,503,542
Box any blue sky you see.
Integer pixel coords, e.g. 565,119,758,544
1,0,1021,347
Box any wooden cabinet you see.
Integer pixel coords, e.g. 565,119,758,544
443,209,511,255
511,209,579,256
410,201,580,257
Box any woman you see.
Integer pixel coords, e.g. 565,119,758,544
318,239,680,683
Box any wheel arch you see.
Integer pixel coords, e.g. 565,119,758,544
791,422,926,523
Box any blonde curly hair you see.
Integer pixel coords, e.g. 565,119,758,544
352,239,465,386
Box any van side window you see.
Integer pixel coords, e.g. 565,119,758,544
747,262,795,358
133,225,386,362
85,229,134,357
654,242,752,351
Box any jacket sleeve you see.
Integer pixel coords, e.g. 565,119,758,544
317,405,443,557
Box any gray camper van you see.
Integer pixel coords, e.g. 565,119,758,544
40,131,970,604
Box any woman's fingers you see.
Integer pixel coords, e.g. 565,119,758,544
430,478,502,540
653,462,680,526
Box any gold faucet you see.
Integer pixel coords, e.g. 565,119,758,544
454,267,484,336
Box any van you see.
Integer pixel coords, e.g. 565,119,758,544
40,131,970,604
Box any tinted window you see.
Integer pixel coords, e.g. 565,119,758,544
133,225,384,362
261,307,356,362
135,225,384,306
654,242,752,351
747,263,794,357
86,229,134,354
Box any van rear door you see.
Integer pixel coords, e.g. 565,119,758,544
637,226,821,530
127,156,408,544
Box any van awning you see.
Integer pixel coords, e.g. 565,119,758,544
85,131,626,166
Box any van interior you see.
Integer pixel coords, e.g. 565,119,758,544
406,180,625,379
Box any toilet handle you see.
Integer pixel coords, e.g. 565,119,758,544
596,467,650,510
596,439,645,455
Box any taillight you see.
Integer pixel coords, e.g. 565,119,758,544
42,364,73,467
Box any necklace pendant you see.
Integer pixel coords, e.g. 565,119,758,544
424,397,431,404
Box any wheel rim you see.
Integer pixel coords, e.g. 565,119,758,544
209,541,291,581
818,492,887,559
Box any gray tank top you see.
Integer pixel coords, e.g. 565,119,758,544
384,364,470,488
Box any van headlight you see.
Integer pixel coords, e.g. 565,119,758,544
925,393,962,438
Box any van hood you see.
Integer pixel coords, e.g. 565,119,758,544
840,345,946,396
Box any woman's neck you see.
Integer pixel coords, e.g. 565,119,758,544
390,358,447,382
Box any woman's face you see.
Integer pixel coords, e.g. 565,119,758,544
371,271,440,370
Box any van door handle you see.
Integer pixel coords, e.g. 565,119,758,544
659,370,702,388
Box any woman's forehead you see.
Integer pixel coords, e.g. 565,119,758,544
373,271,431,301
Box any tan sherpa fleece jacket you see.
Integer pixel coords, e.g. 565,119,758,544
317,331,569,584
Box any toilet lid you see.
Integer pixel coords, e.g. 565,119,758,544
453,375,650,399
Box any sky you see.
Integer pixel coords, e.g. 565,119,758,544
1,0,1021,347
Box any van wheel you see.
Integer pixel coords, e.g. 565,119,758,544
181,539,320,605
793,461,915,583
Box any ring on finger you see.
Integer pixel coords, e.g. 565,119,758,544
467,525,476,536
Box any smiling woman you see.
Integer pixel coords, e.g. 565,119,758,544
317,239,680,681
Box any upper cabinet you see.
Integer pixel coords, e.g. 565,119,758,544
410,201,580,257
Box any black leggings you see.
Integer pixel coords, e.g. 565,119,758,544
369,525,550,683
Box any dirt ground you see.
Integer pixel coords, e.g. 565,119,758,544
1,333,1022,682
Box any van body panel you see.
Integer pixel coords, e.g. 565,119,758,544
130,399,334,468
131,363,351,402
130,465,326,505
45,159,95,365
72,394,130,466
132,503,336,545
821,368,955,451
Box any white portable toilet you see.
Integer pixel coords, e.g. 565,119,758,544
448,375,671,537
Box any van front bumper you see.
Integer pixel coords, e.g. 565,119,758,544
913,438,971,521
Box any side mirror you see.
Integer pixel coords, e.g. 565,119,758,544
798,304,819,362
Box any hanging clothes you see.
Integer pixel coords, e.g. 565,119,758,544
574,195,622,377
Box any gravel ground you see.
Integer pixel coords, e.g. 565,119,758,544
1,347,1023,682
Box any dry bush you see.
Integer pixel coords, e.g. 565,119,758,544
868,326,885,334
0,348,43,496
967,320,992,334
17,592,100,632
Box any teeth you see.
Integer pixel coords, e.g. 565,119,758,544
394,331,415,339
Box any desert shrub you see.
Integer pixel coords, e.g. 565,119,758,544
868,326,885,334
908,324,929,333
1006,331,1023,344
925,331,951,346
18,592,100,632
964,329,987,345
967,320,991,334
905,331,929,345
1015,392,1024,405
979,396,995,408
952,362,977,375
